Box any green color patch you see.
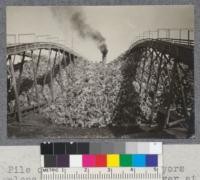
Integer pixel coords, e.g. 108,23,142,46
120,154,132,167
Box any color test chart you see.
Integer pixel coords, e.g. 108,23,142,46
40,142,162,180
40,142,162,168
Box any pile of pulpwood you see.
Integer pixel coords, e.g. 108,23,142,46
41,59,123,127
15,46,193,129
18,56,124,128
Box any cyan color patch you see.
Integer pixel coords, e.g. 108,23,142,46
132,154,146,167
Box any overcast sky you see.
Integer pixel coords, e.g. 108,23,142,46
6,5,194,62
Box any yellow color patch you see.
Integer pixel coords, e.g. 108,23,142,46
107,154,120,167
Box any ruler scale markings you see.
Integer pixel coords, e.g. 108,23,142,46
42,168,162,180
152,174,155,179
99,170,102,179
131,172,133,179
129,173,131,179
136,172,138,179
87,169,89,179
103,174,106,179
129,173,132,179
145,169,147,178
138,172,141,179
153,174,156,179
134,168,136,178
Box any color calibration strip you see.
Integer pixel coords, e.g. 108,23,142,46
40,142,162,168
41,154,160,168
41,142,162,155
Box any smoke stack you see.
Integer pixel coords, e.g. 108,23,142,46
102,54,106,63
99,42,108,63
102,48,108,63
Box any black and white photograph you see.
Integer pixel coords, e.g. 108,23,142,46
7,5,194,139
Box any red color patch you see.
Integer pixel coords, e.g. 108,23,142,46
95,154,107,167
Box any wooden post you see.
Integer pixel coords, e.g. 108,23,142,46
63,53,69,78
8,55,21,122
30,50,40,112
60,52,65,92
43,49,52,87
59,51,65,93
17,51,26,92
188,30,190,45
68,53,73,78
36,49,42,109
165,107,171,128
49,51,57,102
36,49,42,74
179,29,182,43
52,51,58,76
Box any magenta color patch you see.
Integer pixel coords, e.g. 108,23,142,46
82,155,96,167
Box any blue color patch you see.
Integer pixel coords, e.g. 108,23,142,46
132,154,146,167
146,154,158,167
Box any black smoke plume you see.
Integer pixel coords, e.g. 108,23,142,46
51,7,108,61
71,12,108,61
